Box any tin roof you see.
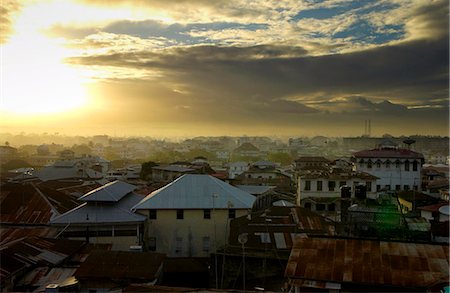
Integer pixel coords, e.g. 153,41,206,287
0,183,79,224
79,180,136,202
285,237,449,289
229,207,337,250
353,148,424,159
0,227,58,246
0,237,85,281
152,165,195,173
50,192,146,225
133,174,255,210
235,185,276,195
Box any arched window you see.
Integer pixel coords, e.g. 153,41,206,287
385,160,391,168
367,160,372,169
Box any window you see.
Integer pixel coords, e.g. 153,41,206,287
203,209,211,219
404,185,410,191
339,181,347,187
412,161,418,171
328,203,336,212
367,160,372,169
396,161,400,168
366,181,372,192
149,210,157,220
385,185,391,190
317,181,323,191
316,204,325,211
413,185,418,191
176,209,184,220
395,185,401,191
328,181,336,191
202,237,210,253
175,237,183,254
304,180,311,191
376,161,381,168
228,209,236,219
405,160,410,171
304,202,311,210
148,237,156,251
385,160,390,168
376,185,381,191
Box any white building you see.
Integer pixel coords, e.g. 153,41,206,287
296,170,378,213
227,161,249,179
133,174,255,257
352,142,424,192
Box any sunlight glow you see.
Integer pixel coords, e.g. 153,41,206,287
0,1,90,114
0,0,170,115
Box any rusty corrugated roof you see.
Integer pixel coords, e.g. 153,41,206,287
0,182,80,224
285,237,449,289
0,237,85,282
229,207,337,250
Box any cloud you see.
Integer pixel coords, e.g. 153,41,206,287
0,0,22,44
310,96,409,113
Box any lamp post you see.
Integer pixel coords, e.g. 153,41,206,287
238,233,248,291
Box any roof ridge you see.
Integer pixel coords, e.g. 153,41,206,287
209,175,254,207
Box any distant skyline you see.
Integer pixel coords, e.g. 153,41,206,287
1,0,448,137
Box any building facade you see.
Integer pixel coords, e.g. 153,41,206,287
133,174,255,257
352,142,424,192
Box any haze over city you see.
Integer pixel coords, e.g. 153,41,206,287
1,0,448,137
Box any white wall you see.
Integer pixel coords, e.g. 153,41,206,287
140,209,248,257
356,159,421,191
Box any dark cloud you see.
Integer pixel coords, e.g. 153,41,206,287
64,0,448,135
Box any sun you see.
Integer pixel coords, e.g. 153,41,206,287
0,2,88,115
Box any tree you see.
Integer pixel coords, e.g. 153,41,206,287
267,152,294,166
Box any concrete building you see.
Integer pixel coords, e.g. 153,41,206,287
226,161,249,179
296,170,378,214
133,174,255,257
352,141,424,192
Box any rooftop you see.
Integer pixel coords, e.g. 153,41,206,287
353,148,424,159
79,180,136,202
286,237,449,289
133,174,255,210
50,192,146,225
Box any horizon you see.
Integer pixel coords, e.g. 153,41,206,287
1,0,449,137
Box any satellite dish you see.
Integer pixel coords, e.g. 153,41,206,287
238,233,248,245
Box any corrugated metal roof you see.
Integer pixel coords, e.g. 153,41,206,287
133,174,255,210
235,185,276,195
0,237,85,280
152,165,195,172
353,148,424,159
285,237,449,289
79,180,136,202
50,192,146,225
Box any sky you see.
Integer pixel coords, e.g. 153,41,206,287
0,0,448,138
